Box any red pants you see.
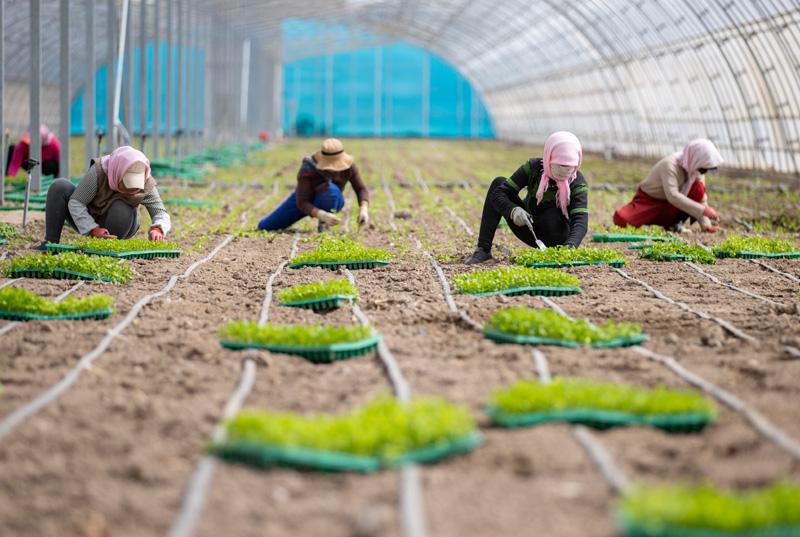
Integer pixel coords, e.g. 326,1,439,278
613,181,705,228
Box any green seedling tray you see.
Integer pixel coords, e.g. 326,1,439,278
640,252,694,262
9,268,117,283
3,192,47,203
0,204,46,211
0,308,112,321
163,198,219,208
629,243,655,250
211,432,482,473
45,243,181,259
520,260,626,269
487,407,712,432
45,243,79,253
280,294,357,311
618,514,800,537
221,334,382,362
289,260,390,270
713,250,800,260
593,233,674,243
465,286,582,298
483,327,647,349
0,239,5,245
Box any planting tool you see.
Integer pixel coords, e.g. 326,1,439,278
523,213,547,250
20,158,40,228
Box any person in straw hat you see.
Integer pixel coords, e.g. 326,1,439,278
257,138,370,232
37,145,171,248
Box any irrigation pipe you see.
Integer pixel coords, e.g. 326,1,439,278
0,280,85,337
0,277,22,290
685,263,781,306
382,180,399,231
0,235,235,442
750,259,800,284
415,170,475,239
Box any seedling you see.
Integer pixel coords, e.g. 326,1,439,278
47,237,181,259
2,252,133,283
0,287,113,321
453,266,581,297
713,234,800,259
0,223,17,239
639,241,716,264
290,236,392,269
277,278,359,310
593,225,676,243
514,245,626,268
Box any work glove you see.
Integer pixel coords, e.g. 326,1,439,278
149,226,165,241
702,206,718,221
89,227,117,239
357,202,370,228
510,206,533,227
316,209,342,226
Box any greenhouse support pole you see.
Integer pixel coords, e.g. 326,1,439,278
324,53,333,136
59,0,70,178
111,0,130,151
29,0,42,192
0,0,5,204
240,39,251,133
138,0,147,150
105,0,115,152
122,0,132,136
84,0,95,168
152,0,161,158
175,0,183,160
374,46,382,136
273,55,283,140
422,53,430,138
164,0,173,158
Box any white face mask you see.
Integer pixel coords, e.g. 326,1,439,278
550,164,575,180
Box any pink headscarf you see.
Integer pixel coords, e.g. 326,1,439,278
100,145,152,192
678,139,723,195
536,131,583,218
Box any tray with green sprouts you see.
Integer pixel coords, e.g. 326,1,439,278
513,245,626,268
277,278,359,310
712,234,800,260
210,395,482,472
483,306,646,348
0,287,113,321
487,378,716,432
639,242,716,264
218,321,381,362
593,225,677,243
289,236,392,270
453,266,581,297
0,223,17,240
0,204,46,212
163,198,219,208
46,237,181,259
2,252,133,283
617,482,800,537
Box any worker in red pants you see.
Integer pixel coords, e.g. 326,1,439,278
613,139,723,232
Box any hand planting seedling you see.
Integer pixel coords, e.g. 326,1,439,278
617,481,800,537
290,235,392,269
639,241,716,264
593,225,676,243
713,233,800,259
277,278,359,310
210,395,482,472
47,237,181,259
0,287,113,321
2,252,133,283
483,306,645,348
514,245,626,268
453,265,581,297
488,377,716,431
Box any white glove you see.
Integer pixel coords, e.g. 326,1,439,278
316,210,342,226
358,203,370,228
510,206,532,227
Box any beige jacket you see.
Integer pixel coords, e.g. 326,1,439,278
638,153,708,222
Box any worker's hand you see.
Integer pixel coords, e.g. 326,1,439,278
89,227,117,239
357,203,370,228
316,210,342,226
510,206,532,227
703,225,720,233
703,206,719,221
148,226,165,241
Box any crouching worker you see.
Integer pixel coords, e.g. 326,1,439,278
257,138,370,232
6,124,61,178
39,146,171,248
613,139,723,232
465,131,589,264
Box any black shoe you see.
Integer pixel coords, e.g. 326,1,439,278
317,221,330,233
32,241,49,252
465,247,492,265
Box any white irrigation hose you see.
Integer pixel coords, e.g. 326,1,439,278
539,296,572,320
443,206,474,237
632,346,800,461
415,170,473,237
0,281,85,336
0,235,234,442
258,235,300,327
381,181,398,231
784,346,800,359
0,277,22,290
750,259,800,284
612,267,757,343
685,262,781,306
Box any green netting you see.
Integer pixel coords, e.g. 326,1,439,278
220,334,382,362
482,327,647,348
0,308,112,321
618,514,799,537
465,286,582,298
487,407,712,433
280,294,357,310
289,260,390,270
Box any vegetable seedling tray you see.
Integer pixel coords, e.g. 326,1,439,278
45,243,181,259
593,233,675,243
487,407,712,433
163,198,219,208
617,514,800,537
280,294,357,311
289,260,390,270
640,252,696,262
465,286,582,298
221,334,383,362
0,239,5,245
520,260,626,269
0,204,46,212
629,243,655,250
211,431,482,473
0,308,112,321
713,249,800,260
3,192,47,203
482,327,647,349
9,268,118,283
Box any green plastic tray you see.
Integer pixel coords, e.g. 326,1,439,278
487,407,712,432
629,243,655,250
465,286,582,298
45,243,181,259
211,431,482,473
280,294,357,310
289,260,390,270
617,513,800,537
713,249,800,260
220,334,383,362
0,308,112,321
482,327,647,348
3,192,47,203
163,198,219,208
0,204,46,212
9,268,118,283
0,239,5,245
593,233,674,243
44,243,78,253
520,260,626,269
640,252,695,262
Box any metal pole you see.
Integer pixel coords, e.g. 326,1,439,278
374,46,382,137
187,4,196,153
59,0,70,178
240,39,251,133
152,0,161,158
106,0,115,152
421,53,430,138
176,0,183,159
138,0,146,149
85,0,95,166
122,0,132,137
165,0,173,158
324,53,332,136
30,0,42,192
112,0,131,149
1,0,5,203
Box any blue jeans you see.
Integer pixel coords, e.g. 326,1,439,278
257,182,345,231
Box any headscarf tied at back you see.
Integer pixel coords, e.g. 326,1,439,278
100,145,153,192
678,138,723,195
535,131,583,218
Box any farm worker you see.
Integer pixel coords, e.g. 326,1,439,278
5,124,61,178
37,146,171,248
465,131,589,264
257,138,370,232
612,139,723,232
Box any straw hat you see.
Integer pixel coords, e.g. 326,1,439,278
313,138,354,172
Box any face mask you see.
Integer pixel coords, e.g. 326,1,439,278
697,167,718,175
550,164,575,181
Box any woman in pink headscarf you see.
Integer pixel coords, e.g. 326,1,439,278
5,125,61,177
613,139,723,232
466,131,589,264
37,146,172,248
